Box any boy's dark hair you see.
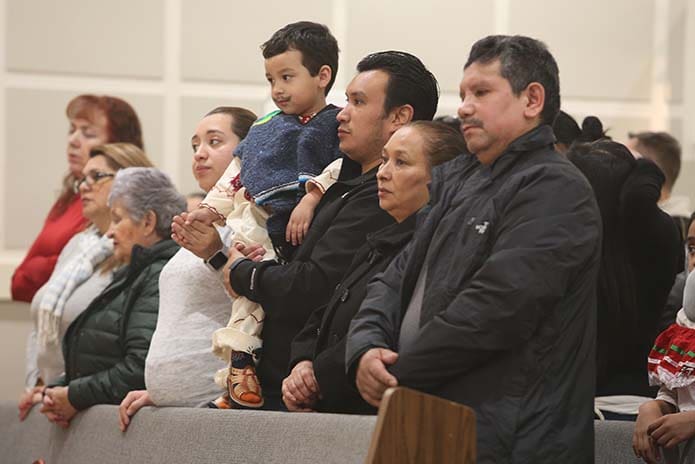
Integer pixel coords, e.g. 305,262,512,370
261,21,339,95
356,51,439,122
465,35,560,126
628,131,682,190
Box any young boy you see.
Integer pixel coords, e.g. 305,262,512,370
182,21,342,409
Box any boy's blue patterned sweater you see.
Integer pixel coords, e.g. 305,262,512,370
234,104,342,240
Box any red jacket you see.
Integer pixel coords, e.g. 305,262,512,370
11,195,87,302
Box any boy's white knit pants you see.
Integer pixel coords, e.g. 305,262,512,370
210,183,275,389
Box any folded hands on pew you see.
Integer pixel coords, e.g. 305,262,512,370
355,348,399,408
118,390,155,432
282,360,320,411
18,386,45,421
39,387,76,429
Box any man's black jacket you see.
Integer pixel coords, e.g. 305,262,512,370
231,157,394,400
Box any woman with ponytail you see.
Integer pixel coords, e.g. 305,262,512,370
552,111,608,153
568,138,680,417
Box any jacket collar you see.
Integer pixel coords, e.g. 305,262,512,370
366,212,416,251
483,124,556,178
337,154,363,181
126,239,179,275
340,162,380,187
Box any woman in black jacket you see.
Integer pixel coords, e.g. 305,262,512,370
282,121,466,413
39,168,185,427
568,140,680,405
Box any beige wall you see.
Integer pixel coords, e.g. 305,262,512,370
0,0,694,399
0,301,31,401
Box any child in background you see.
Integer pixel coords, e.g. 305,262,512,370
177,21,342,409
633,215,695,462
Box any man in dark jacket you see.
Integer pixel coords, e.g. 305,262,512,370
346,35,602,463
222,51,439,410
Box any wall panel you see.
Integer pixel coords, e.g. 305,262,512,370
345,0,494,94
1,0,694,303
7,0,165,78
181,0,333,84
4,89,163,250
509,0,654,102
668,0,686,104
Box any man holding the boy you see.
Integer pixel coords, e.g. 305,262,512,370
223,49,440,410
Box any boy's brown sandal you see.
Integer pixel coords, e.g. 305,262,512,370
227,365,264,408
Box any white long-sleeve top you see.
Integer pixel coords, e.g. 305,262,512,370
144,243,232,407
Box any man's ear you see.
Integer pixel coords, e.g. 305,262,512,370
317,65,332,91
523,82,545,120
391,104,414,128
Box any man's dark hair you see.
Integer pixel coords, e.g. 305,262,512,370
261,21,339,95
628,131,682,190
465,35,560,125
356,51,439,121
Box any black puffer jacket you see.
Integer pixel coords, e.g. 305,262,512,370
346,125,602,463
56,239,178,410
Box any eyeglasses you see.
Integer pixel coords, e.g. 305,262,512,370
73,171,115,193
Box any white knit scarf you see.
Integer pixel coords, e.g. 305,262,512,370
37,227,113,348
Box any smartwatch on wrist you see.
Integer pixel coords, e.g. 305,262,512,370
205,249,228,272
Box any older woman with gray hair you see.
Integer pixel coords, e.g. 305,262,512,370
19,143,153,421
39,167,185,427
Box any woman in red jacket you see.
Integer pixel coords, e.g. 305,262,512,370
11,95,144,302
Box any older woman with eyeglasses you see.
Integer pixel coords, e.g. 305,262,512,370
38,167,185,428
18,143,153,420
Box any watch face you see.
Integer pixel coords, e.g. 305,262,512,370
208,251,228,270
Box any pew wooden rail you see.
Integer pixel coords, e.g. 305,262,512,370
367,387,476,464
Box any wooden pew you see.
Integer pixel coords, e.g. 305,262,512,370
365,387,476,464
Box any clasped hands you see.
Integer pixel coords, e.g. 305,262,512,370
171,209,225,260
281,348,399,412
633,401,695,463
37,386,77,428
171,210,265,298
282,360,321,411
171,194,318,261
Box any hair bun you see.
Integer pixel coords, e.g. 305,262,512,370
581,116,604,142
